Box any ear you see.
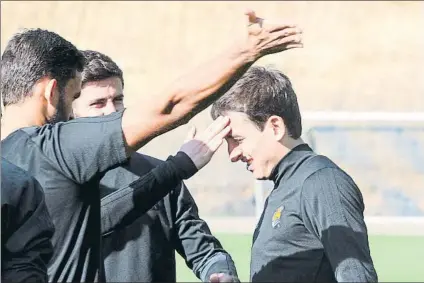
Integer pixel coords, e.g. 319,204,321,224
44,78,59,106
265,115,286,141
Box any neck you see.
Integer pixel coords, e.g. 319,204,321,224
278,137,305,159
1,103,45,140
284,137,305,152
266,137,305,178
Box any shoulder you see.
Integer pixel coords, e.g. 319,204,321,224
303,154,353,183
1,127,34,146
301,157,361,201
2,125,54,152
1,158,43,205
2,158,22,174
303,154,338,172
2,158,33,184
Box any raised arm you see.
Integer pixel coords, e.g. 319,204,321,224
15,11,302,185
122,10,303,151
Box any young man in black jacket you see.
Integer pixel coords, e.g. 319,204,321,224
1,11,303,282
73,50,238,282
211,66,378,282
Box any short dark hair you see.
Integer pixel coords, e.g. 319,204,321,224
211,66,302,139
1,28,85,106
80,50,124,88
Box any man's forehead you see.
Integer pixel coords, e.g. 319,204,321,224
225,111,256,136
81,79,124,99
226,111,255,125
83,77,122,89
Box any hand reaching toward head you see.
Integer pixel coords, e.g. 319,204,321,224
179,116,231,170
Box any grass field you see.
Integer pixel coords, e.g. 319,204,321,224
176,234,424,282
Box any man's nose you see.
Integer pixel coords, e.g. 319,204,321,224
228,144,243,163
103,101,117,115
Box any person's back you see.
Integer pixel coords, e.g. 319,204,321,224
1,115,128,281
1,158,54,283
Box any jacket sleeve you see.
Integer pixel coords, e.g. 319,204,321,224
171,183,239,282
101,152,198,235
300,167,378,282
28,111,128,185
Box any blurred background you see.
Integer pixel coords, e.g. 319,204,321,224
2,1,423,281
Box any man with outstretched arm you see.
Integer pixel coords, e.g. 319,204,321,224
1,10,302,282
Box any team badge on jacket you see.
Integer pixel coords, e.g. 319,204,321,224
271,205,284,228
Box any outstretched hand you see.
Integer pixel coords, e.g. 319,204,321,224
179,116,231,170
243,9,303,58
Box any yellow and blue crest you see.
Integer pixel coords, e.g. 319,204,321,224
271,205,284,228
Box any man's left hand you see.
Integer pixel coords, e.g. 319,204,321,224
209,273,239,282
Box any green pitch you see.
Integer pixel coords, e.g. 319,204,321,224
176,234,424,282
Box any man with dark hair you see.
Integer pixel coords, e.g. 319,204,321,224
1,11,303,282
2,158,54,283
1,29,86,123
211,66,378,282
73,50,239,282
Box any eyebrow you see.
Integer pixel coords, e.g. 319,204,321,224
87,94,124,103
88,97,106,103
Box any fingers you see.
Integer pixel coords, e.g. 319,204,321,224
210,273,233,283
265,22,298,33
273,27,303,38
185,125,197,142
246,10,296,32
208,125,231,152
267,27,302,45
209,273,220,283
265,32,302,49
284,43,304,50
246,9,264,32
245,10,304,55
245,9,258,24
201,116,230,141
277,33,303,45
